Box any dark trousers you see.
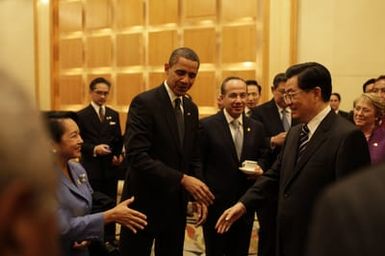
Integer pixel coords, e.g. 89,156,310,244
203,208,254,256
119,215,186,256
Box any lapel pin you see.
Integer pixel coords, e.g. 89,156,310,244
106,116,112,120
187,112,191,116
247,127,251,132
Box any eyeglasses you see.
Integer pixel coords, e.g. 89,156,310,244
283,90,304,103
372,87,385,94
94,90,109,96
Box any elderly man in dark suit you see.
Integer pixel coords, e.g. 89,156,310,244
200,76,271,256
77,77,124,244
249,72,296,256
215,62,371,256
119,47,215,256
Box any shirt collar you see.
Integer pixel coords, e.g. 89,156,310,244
307,105,331,138
164,81,182,104
223,109,243,126
91,101,103,112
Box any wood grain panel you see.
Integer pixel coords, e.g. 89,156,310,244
221,70,256,81
87,36,112,67
116,73,144,105
149,72,167,89
59,1,82,32
222,25,256,63
148,31,178,66
222,0,257,21
85,0,111,29
116,0,144,28
116,33,144,66
59,38,83,69
149,0,178,25
189,71,216,106
184,0,216,19
184,28,216,63
58,75,84,105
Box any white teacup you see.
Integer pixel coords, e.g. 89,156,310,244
242,160,259,169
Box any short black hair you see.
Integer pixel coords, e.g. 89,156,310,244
362,78,376,92
375,75,385,83
272,73,287,89
89,77,111,91
42,111,78,143
220,76,245,95
331,92,341,101
245,79,262,94
168,47,200,68
286,62,332,102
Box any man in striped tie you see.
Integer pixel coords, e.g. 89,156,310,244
215,62,371,256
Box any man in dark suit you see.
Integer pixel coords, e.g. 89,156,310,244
306,162,385,256
244,79,262,117
119,47,215,256
329,92,349,119
200,77,271,256
215,62,371,256
249,72,295,256
77,77,124,243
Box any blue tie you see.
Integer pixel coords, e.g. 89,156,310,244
297,124,309,161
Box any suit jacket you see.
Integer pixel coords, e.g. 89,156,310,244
337,110,350,119
250,99,299,158
57,161,104,256
77,104,123,180
121,84,201,232
240,111,370,256
200,111,270,209
306,163,385,256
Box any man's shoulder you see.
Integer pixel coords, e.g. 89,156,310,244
252,100,276,115
77,105,93,117
200,111,222,125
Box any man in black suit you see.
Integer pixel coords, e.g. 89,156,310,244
200,77,271,256
306,162,385,256
77,77,124,243
249,72,294,256
119,47,215,256
329,92,349,119
215,62,371,256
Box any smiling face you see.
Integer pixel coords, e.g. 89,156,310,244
221,79,247,119
353,98,377,130
165,57,199,96
54,119,83,161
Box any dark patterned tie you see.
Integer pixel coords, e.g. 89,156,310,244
174,98,184,145
297,124,309,161
231,120,242,160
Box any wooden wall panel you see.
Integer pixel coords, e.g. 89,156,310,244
59,1,82,32
149,0,178,25
148,31,178,66
85,0,111,29
116,74,143,105
116,0,144,28
222,70,256,81
59,38,83,69
116,34,144,66
222,0,257,21
149,73,167,89
87,36,112,67
184,0,216,19
222,25,257,63
189,71,216,106
184,28,216,63
58,75,83,105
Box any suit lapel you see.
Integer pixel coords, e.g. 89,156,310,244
57,165,90,203
240,115,253,162
284,111,335,188
218,111,240,163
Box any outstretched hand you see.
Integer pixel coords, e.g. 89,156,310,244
181,175,215,206
215,202,246,234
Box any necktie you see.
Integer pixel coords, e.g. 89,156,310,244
99,106,105,122
231,120,243,160
282,109,290,131
297,124,310,161
174,98,184,145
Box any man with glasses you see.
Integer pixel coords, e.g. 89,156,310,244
77,77,124,247
372,75,385,97
215,62,370,256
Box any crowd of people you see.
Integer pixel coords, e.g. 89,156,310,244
2,47,385,256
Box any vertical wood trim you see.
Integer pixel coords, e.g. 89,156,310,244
289,0,298,65
33,0,40,107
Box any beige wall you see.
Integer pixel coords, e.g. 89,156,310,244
0,0,35,98
297,0,385,111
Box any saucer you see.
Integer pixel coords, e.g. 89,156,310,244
239,166,257,175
